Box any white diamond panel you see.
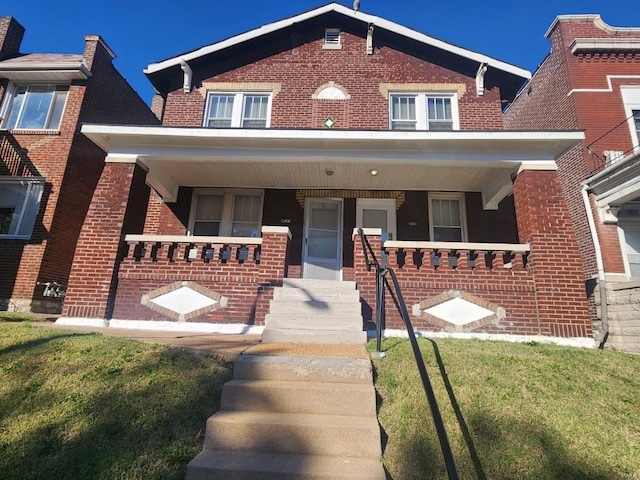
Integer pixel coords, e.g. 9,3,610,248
150,286,217,315
424,297,493,326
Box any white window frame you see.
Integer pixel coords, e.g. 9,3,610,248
428,192,467,242
621,87,640,153
0,177,45,239
389,93,459,131
0,82,69,131
323,28,341,49
202,92,272,128
188,188,264,237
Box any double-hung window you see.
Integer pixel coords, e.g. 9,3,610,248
203,93,270,128
390,93,458,131
190,189,263,237
0,178,44,238
634,110,640,140
1,84,69,130
428,192,467,242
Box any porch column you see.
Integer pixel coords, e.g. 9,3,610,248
353,228,382,326
62,158,150,320
512,168,592,337
254,226,292,322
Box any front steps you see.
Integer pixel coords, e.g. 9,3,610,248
262,279,367,344
186,352,386,480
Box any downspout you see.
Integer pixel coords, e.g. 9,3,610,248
581,183,609,348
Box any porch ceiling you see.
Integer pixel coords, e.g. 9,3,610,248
82,125,584,209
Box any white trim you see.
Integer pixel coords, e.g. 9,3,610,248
383,240,530,252
124,234,263,244
568,75,640,96
516,161,558,174
261,226,292,239
571,38,640,54
380,329,596,349
55,317,264,335
428,192,467,242
188,188,264,237
144,3,530,80
621,87,640,150
352,227,383,240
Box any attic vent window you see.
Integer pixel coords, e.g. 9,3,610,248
324,28,341,49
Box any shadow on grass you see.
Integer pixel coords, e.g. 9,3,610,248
0,332,93,356
0,332,233,480
377,338,615,480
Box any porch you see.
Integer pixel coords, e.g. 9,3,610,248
59,125,593,339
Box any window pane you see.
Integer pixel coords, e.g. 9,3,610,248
47,88,68,130
634,110,640,134
193,221,220,236
308,230,338,258
433,227,462,242
233,195,260,222
195,195,223,221
311,207,338,230
206,95,234,127
432,199,442,225
242,96,268,128
427,97,453,131
4,86,26,129
231,222,260,237
392,96,416,120
18,86,54,129
0,181,42,237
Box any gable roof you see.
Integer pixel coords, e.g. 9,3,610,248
144,3,529,91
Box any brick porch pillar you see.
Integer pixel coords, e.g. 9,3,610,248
513,168,592,337
254,226,291,322
353,228,382,326
61,158,149,320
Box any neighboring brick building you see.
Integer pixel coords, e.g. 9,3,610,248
60,3,592,344
504,15,640,353
0,17,159,313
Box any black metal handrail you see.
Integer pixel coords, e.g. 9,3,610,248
357,228,458,480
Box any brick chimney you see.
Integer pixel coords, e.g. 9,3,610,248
0,17,25,59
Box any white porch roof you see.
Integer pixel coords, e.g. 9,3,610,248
81,124,584,209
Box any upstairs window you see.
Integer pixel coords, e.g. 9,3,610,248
203,93,271,128
0,178,44,238
634,110,640,138
1,84,69,130
390,93,458,131
190,189,263,238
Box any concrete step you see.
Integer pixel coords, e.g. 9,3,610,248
203,411,382,458
221,379,377,416
268,299,362,315
233,354,374,384
186,451,386,480
262,328,368,344
283,279,357,291
264,313,363,331
273,287,361,301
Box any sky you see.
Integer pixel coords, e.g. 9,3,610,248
3,0,638,106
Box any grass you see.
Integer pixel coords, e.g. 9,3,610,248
0,322,232,480
2,321,639,479
0,312,51,322
371,337,640,480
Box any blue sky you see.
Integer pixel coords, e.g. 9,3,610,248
3,0,638,105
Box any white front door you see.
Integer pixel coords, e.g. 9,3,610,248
303,198,343,280
357,199,396,265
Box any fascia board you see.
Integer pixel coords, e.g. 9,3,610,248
144,3,529,80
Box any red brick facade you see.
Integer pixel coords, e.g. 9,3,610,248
0,19,158,313
61,6,592,339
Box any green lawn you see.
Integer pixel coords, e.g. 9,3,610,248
0,322,232,480
372,337,640,480
1,322,639,480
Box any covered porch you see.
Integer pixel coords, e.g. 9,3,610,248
60,126,592,339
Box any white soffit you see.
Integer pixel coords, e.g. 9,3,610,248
571,38,640,54
0,63,91,81
144,3,530,80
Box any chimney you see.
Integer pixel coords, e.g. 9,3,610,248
0,17,25,59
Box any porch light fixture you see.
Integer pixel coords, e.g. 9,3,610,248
325,169,334,176
370,169,378,176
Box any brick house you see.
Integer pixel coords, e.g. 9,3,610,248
59,3,592,344
0,17,159,314
504,15,640,353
